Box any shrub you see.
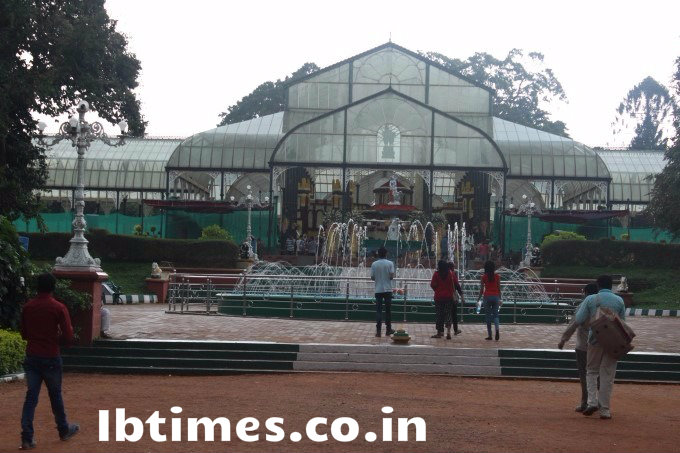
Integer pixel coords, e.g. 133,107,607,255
133,224,143,236
24,231,239,267
199,224,233,242
621,233,630,241
0,216,32,330
542,239,680,268
0,329,26,375
541,230,586,249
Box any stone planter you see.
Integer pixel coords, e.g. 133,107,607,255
391,329,411,344
617,292,634,307
146,278,169,304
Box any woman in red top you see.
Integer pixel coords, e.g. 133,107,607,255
476,260,502,341
430,260,456,339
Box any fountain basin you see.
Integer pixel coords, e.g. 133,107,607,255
217,294,573,324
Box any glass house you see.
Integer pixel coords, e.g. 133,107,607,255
36,43,668,246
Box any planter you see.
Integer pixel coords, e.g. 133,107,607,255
391,329,411,344
146,278,169,304
617,292,634,307
236,259,254,270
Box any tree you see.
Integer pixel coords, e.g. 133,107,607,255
647,58,680,237
218,63,320,126
424,49,569,136
0,0,146,221
612,76,676,150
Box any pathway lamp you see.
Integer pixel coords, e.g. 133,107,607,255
37,101,127,270
508,194,541,268
233,184,269,260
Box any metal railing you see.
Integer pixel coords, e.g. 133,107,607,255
167,273,582,323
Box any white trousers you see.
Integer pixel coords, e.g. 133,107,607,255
586,343,618,411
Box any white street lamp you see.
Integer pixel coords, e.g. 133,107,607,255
512,194,541,268
230,184,270,261
37,101,127,270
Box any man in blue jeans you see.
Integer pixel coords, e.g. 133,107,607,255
20,273,79,450
371,246,395,337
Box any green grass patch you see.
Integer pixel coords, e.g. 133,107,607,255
542,265,680,310
33,260,150,295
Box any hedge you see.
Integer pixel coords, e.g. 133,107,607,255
0,330,26,375
24,231,239,267
542,239,680,268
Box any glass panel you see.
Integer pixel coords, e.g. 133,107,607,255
346,94,430,166
494,118,611,180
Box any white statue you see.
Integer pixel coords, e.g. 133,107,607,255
616,276,629,293
387,174,401,205
387,218,400,241
150,262,161,278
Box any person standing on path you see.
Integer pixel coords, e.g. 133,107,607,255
430,260,455,339
572,275,626,420
448,261,465,336
371,246,395,337
476,260,502,341
19,273,79,450
558,282,599,412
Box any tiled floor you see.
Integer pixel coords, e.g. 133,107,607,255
105,304,680,353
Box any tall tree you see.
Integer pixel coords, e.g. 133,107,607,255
218,63,320,126
424,49,569,136
612,77,676,150
0,0,146,221
647,58,680,236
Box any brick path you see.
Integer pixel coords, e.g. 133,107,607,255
105,304,680,353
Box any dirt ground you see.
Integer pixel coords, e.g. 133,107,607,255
1,373,678,453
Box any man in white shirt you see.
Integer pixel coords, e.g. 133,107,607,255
370,246,395,337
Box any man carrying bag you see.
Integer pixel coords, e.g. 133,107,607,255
572,275,631,420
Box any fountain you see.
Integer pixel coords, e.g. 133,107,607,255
215,217,573,324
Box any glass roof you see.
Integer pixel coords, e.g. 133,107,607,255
169,111,610,182
273,91,504,170
596,150,666,203
41,138,183,191
286,43,492,120
167,113,284,170
493,118,610,179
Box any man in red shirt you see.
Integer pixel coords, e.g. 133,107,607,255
20,273,79,450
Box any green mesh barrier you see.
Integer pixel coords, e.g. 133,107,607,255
164,209,274,244
499,216,679,253
13,210,277,247
14,213,162,236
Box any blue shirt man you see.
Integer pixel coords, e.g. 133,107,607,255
371,247,395,337
574,289,626,345
572,275,626,419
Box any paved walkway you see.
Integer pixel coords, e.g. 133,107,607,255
106,305,680,353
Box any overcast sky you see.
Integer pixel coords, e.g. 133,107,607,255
71,0,680,147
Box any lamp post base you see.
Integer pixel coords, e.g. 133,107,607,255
55,235,102,271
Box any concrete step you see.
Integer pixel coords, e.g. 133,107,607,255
294,345,501,375
294,361,501,376
90,339,299,352
64,365,292,375
66,346,297,361
498,349,680,382
297,352,499,366
63,355,295,370
500,357,680,372
299,344,498,356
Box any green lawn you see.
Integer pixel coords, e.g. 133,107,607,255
33,260,150,295
542,265,680,310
